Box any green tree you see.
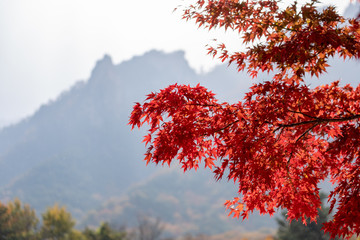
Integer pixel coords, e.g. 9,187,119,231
276,193,340,240
83,223,127,240
98,222,126,240
40,204,75,240
83,227,98,240
0,199,39,240
68,230,87,240
0,203,13,239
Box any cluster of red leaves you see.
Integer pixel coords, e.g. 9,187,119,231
129,0,360,239
130,81,360,239
184,0,360,82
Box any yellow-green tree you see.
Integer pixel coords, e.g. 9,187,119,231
0,199,39,240
0,203,10,238
40,204,76,240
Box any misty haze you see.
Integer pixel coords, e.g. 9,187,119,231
1,1,360,240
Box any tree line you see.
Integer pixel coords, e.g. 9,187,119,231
0,199,164,240
1,197,357,240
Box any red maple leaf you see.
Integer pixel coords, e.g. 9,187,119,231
130,1,360,239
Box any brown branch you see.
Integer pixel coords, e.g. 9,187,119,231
279,114,360,128
186,103,220,108
214,120,240,133
295,122,319,144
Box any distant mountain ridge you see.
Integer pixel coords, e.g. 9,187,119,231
0,50,252,219
80,167,277,237
0,50,200,216
0,50,358,236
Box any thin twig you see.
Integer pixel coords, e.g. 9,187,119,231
279,114,360,128
295,122,319,144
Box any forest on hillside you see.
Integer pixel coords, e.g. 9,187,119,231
1,198,356,240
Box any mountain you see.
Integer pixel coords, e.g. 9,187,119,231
0,49,358,237
0,50,255,220
80,167,276,238
0,50,200,217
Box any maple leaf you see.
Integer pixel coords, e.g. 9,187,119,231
204,157,215,170
129,0,360,239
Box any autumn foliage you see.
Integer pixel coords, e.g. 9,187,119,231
129,0,360,239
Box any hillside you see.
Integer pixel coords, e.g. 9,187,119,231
0,51,199,217
0,50,357,237
80,167,277,237
0,50,254,219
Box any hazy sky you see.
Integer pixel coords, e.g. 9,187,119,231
0,0,352,127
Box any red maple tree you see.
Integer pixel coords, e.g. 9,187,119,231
129,1,360,239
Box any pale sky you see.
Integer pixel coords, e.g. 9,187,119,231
0,0,352,127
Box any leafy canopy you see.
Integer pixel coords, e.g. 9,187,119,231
0,199,38,240
41,204,76,240
129,0,360,239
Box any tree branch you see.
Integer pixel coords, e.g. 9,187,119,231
279,114,360,128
